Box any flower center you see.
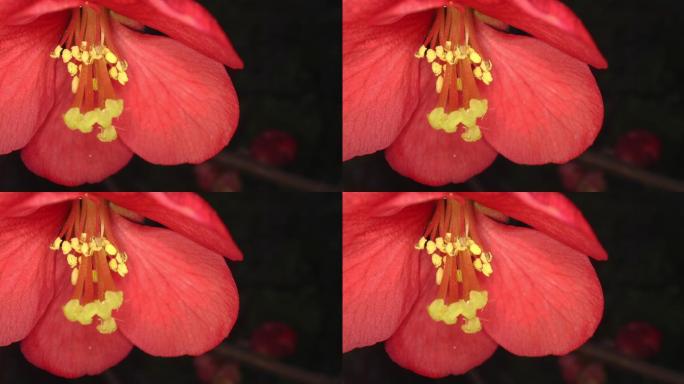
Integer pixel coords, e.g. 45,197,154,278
415,198,493,334
49,197,129,334
50,5,129,143
414,6,492,142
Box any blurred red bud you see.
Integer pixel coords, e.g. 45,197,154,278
614,129,662,167
194,354,219,383
577,363,606,384
213,363,241,384
558,163,584,191
615,321,663,359
559,354,606,384
250,321,298,359
558,163,606,192
250,130,298,167
558,354,583,383
194,163,242,192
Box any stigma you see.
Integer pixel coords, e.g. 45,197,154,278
50,6,129,142
49,197,129,335
415,198,493,334
414,6,492,142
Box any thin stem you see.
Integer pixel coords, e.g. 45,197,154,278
214,344,340,384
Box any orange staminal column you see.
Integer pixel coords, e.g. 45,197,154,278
416,198,494,334
49,197,130,334
49,5,129,142
414,6,493,142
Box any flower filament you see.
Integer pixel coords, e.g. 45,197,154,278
50,5,129,142
414,6,492,142
49,197,129,334
415,198,493,334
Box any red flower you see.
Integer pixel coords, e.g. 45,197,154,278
343,192,607,377
0,192,242,377
0,1,243,186
343,0,607,185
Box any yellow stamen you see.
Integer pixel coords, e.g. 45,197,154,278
50,6,129,142
417,199,494,334
50,198,129,335
415,7,493,142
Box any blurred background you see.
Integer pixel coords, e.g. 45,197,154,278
344,0,684,192
0,193,341,383
0,0,341,191
343,193,684,383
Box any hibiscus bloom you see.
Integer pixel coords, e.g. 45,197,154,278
343,192,606,377
0,1,242,186
343,1,607,185
0,192,242,377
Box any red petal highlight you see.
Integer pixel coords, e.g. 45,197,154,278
460,0,607,68
0,1,79,25
385,251,498,377
373,192,445,217
477,213,603,355
343,13,427,160
21,70,134,186
100,0,242,68
385,65,498,186
477,24,603,164
20,257,133,378
99,193,242,260
0,192,81,218
0,13,66,154
112,23,239,165
0,203,67,346
461,192,607,260
111,214,239,356
343,198,431,351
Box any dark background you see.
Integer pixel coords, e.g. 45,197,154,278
0,0,341,191
343,0,684,191
343,193,684,383
0,193,341,383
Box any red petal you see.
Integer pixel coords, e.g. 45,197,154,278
0,13,66,154
343,13,427,160
0,1,77,25
477,23,603,164
0,203,67,346
385,251,498,377
21,70,134,186
461,0,607,68
385,65,498,186
343,198,431,351
21,256,133,378
0,192,81,218
343,192,444,217
373,192,445,216
461,192,607,260
111,213,239,356
100,0,242,68
99,193,242,260
477,213,603,356
112,23,239,165
343,0,394,24
346,0,444,25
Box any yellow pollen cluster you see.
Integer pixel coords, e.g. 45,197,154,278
416,231,493,334
51,43,127,142
50,234,128,334
426,99,488,142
